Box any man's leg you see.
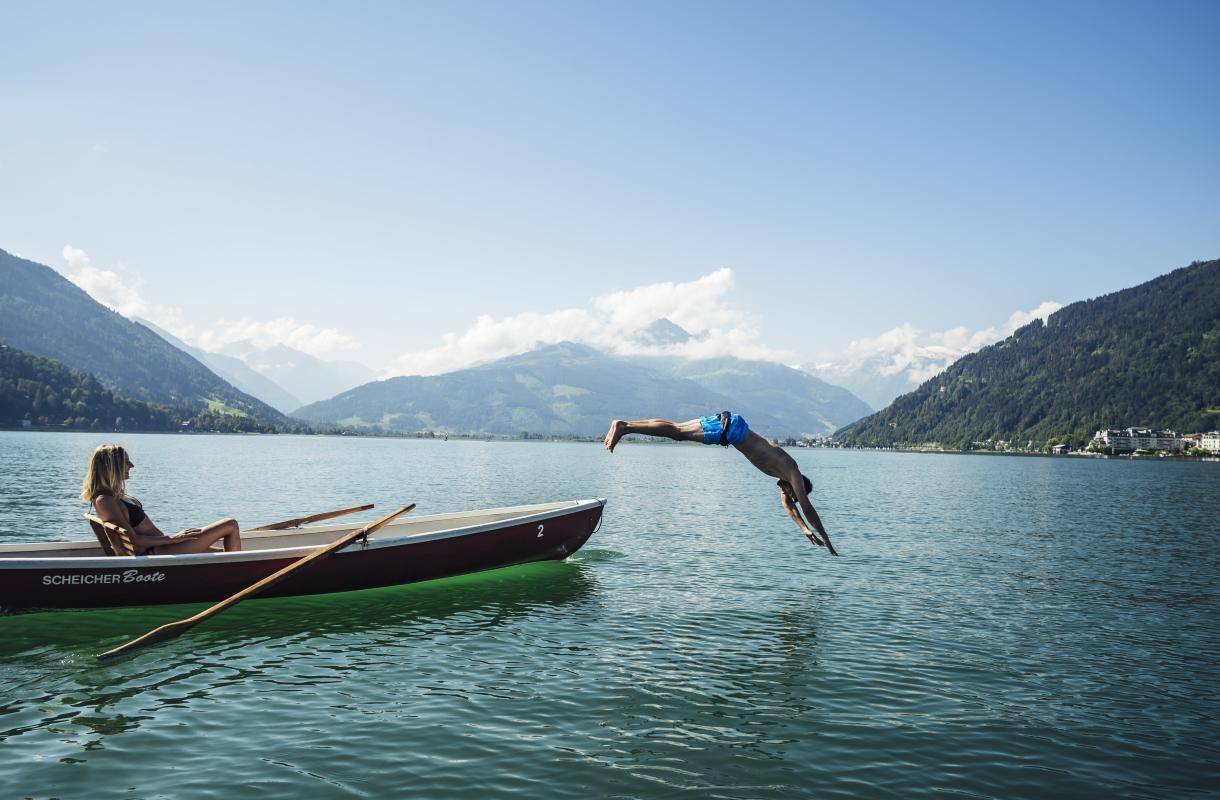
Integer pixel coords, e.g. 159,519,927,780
604,418,704,451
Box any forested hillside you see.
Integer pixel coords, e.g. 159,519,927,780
0,343,281,432
835,259,1220,449
0,248,284,424
1,342,178,430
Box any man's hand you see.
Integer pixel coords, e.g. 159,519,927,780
174,527,203,540
779,486,825,547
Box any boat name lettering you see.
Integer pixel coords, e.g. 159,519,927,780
42,569,168,586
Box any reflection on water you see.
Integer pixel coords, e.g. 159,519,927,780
0,559,601,788
1,558,599,661
0,432,1217,799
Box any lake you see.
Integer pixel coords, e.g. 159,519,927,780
1,431,1217,798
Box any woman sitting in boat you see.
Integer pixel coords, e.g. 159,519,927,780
81,444,242,555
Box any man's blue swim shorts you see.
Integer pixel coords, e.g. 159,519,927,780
700,411,749,446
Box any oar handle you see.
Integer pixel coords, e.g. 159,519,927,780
249,503,375,532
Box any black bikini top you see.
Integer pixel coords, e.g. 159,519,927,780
122,498,147,528
94,494,146,528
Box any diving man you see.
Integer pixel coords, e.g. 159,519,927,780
603,412,838,555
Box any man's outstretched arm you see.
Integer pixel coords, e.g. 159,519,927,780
778,485,824,547
795,492,838,556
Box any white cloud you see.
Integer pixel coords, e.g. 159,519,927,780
592,268,742,334
62,245,150,319
60,245,359,359
193,318,359,357
387,268,789,377
815,301,1064,386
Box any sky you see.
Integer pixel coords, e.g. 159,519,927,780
2,1,1217,379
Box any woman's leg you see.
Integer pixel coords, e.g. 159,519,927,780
152,518,242,554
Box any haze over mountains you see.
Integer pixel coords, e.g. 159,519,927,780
138,319,377,413
136,320,304,415
217,342,376,409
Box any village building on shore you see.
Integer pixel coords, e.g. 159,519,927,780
1090,428,1220,453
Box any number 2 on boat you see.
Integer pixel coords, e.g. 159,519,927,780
537,524,544,538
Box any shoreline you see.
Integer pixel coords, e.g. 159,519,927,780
3,427,1216,461
827,445,1220,462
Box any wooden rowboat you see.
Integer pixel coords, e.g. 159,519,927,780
0,499,605,612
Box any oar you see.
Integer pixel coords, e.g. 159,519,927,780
96,504,415,661
248,503,375,532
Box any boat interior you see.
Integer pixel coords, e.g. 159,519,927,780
0,500,593,559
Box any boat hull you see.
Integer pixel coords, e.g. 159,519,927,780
0,499,604,611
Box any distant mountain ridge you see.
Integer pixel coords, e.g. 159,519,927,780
834,259,1220,449
0,248,284,424
295,340,872,437
633,354,872,435
803,359,928,413
138,320,303,414
217,341,377,408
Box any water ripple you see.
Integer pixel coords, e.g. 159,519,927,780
0,434,1217,798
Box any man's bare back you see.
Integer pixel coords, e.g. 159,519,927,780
602,414,838,555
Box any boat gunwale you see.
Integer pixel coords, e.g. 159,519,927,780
0,498,606,569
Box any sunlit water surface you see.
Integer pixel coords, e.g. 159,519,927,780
1,431,1217,798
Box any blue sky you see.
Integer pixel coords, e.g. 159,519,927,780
2,1,1217,375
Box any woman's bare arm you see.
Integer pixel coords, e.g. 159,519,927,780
94,495,172,550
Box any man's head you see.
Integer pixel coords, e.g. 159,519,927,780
777,475,814,500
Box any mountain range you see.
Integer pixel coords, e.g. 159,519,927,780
295,340,873,437
835,259,1220,448
0,248,283,424
216,341,376,409
803,358,931,414
137,320,377,413
137,319,304,414
7,242,1213,449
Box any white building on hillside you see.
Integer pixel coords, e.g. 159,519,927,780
1201,431,1220,451
1092,428,1182,451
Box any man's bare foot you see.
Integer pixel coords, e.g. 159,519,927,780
604,420,628,452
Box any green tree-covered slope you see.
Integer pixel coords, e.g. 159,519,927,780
0,342,280,432
834,259,1220,449
1,342,179,430
0,248,284,424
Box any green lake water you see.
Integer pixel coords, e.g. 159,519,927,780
1,431,1217,798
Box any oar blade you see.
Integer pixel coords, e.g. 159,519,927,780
97,618,198,661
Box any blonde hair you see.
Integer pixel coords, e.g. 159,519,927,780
81,444,129,503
